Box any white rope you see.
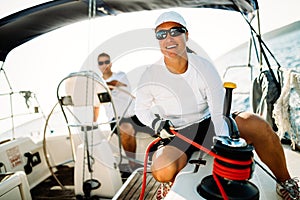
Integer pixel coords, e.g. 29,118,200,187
273,69,300,142
273,69,292,138
288,71,300,143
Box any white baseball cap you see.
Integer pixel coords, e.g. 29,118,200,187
155,11,187,29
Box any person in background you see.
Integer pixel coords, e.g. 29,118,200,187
134,11,300,200
97,52,153,171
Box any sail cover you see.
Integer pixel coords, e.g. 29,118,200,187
0,0,258,61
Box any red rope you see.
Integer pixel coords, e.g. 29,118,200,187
170,129,253,200
139,129,253,200
139,137,161,200
170,129,252,166
213,172,229,200
212,158,252,200
213,159,251,181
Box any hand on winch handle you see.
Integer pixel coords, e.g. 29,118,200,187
153,118,175,139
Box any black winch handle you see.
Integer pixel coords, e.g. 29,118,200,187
223,82,240,139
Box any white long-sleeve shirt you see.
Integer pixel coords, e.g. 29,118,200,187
104,71,135,119
135,53,229,136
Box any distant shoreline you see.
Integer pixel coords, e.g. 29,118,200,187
217,20,300,59
263,21,300,40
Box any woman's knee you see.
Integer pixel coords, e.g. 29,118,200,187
119,122,135,136
235,112,276,143
151,163,177,182
151,146,187,182
235,112,271,130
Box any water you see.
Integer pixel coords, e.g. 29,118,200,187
216,29,300,112
267,30,300,70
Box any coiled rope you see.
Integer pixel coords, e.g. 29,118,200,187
139,129,253,200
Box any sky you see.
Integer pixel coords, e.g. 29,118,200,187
0,0,300,131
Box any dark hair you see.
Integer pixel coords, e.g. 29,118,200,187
98,52,110,60
186,47,196,54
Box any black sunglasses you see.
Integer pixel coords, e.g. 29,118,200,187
98,60,110,65
155,27,188,40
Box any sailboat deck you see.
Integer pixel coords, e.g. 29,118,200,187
30,165,159,200
113,169,160,200
28,145,299,200
30,165,75,200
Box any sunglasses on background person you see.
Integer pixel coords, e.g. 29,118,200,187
155,27,188,40
98,60,110,65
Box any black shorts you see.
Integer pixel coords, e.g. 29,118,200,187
163,117,216,159
232,111,244,119
170,112,243,159
112,112,243,159
110,115,154,135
